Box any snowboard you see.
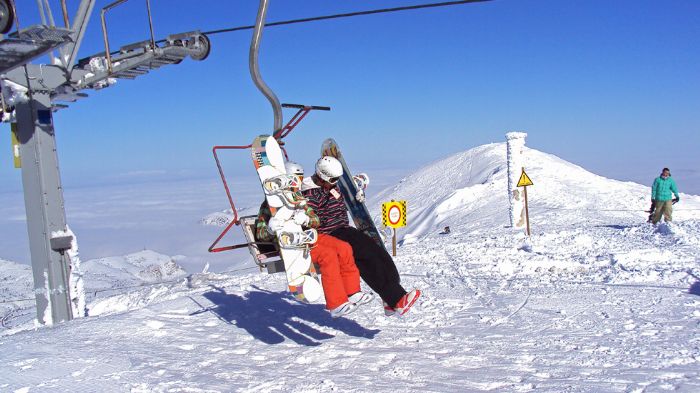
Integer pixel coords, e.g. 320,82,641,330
321,138,385,248
251,135,323,303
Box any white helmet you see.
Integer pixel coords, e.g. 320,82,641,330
285,161,304,176
315,156,343,182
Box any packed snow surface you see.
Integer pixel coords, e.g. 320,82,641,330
2,143,699,392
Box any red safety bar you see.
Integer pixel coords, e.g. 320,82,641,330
208,104,330,254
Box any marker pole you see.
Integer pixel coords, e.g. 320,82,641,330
524,185,531,236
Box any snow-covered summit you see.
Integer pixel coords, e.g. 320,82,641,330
371,142,700,243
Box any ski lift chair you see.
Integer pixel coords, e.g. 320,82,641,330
238,215,285,274
209,1,330,277
207,104,330,274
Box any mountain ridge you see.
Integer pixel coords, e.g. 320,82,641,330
370,142,700,242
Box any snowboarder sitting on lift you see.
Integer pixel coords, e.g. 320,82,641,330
301,156,421,316
649,167,680,224
255,161,374,318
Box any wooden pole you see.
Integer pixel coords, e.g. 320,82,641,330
524,185,531,236
392,228,397,256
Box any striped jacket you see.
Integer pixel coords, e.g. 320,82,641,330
301,177,350,234
254,196,320,242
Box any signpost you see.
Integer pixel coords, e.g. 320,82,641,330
517,168,533,236
382,200,407,256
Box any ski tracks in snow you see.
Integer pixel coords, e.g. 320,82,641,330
2,218,700,391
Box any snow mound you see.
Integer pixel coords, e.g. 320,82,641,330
200,204,260,227
80,250,188,291
0,259,34,329
200,209,234,227
0,258,33,307
1,251,190,329
371,142,700,243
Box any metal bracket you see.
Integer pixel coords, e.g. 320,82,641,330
50,233,73,253
0,25,73,74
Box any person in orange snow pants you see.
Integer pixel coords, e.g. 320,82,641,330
311,233,360,310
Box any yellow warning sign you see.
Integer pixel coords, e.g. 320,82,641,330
382,200,407,228
517,170,533,187
11,123,21,168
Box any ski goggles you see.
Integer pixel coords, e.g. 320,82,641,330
326,176,340,184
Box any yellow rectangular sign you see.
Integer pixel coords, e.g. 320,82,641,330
382,200,407,228
11,123,20,168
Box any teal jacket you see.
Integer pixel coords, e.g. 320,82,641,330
651,176,679,202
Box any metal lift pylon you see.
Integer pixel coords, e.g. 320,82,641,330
1,0,211,326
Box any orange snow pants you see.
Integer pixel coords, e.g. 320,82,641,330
310,233,361,310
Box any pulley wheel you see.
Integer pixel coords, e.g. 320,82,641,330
0,0,15,35
189,34,211,61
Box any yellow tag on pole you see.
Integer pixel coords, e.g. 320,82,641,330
517,170,533,187
382,200,407,228
11,123,21,168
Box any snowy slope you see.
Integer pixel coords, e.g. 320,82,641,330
0,259,33,328
81,250,188,290
371,143,700,243
1,250,189,329
1,144,699,392
0,259,32,302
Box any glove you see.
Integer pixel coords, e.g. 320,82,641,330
293,210,310,226
355,189,366,203
267,216,285,235
672,197,679,204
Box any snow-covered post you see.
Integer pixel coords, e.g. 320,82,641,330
66,226,86,318
506,132,528,229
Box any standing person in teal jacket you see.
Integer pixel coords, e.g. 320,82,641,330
651,167,680,224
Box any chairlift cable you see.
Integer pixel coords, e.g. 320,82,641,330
154,0,494,44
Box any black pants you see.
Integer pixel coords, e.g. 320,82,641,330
330,226,407,306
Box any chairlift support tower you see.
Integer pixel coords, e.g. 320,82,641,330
0,0,210,325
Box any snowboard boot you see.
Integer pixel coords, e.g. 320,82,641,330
383,301,396,317
348,291,374,307
330,301,357,318
263,175,306,208
394,289,421,316
278,229,318,249
263,174,300,193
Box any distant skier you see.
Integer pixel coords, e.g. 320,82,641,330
302,156,421,316
650,167,680,224
255,161,373,318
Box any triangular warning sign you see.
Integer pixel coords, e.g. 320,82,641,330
517,170,533,187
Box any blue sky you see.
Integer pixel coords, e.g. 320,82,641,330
2,0,699,193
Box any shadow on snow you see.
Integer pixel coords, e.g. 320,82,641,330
689,281,700,296
193,285,380,346
595,224,634,230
